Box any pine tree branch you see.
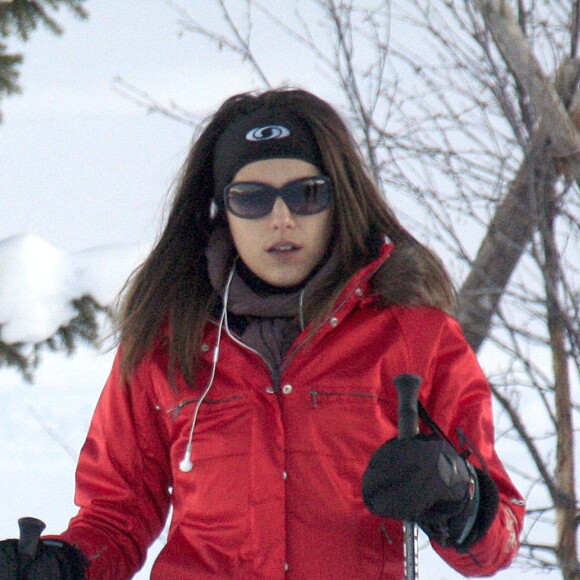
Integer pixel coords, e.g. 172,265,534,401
0,0,88,116
0,294,107,382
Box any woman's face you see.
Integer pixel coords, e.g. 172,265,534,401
226,158,333,287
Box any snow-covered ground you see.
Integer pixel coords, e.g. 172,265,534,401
0,235,558,578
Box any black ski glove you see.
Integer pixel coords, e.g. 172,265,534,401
0,538,88,580
362,434,499,550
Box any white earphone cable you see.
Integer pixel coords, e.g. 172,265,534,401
179,263,236,472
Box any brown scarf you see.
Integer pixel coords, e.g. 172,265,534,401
205,227,338,373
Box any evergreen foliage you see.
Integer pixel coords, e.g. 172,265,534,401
0,295,107,381
0,0,88,119
0,1,92,378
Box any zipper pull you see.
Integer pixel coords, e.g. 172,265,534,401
172,402,185,421
167,400,189,421
310,390,318,408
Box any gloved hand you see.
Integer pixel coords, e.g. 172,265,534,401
0,537,88,580
362,434,493,550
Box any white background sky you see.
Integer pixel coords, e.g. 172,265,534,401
0,1,561,578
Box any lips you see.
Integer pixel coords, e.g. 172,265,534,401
268,242,302,252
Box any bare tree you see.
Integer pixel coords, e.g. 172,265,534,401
123,0,579,576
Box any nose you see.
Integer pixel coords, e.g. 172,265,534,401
269,197,296,228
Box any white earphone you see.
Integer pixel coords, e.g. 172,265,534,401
178,262,235,472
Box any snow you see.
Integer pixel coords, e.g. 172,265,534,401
0,234,145,344
0,235,164,574
0,235,559,579
0,234,76,344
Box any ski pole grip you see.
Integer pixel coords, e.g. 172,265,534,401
18,517,46,560
394,374,422,440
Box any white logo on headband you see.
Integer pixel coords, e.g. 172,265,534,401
246,125,291,141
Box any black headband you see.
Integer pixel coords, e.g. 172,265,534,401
213,106,323,197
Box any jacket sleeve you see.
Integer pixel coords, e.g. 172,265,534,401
57,349,172,579
402,310,525,576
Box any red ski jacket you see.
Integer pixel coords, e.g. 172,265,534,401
59,245,524,579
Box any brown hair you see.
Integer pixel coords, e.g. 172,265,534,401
117,88,455,386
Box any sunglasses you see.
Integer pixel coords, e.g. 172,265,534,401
219,176,332,219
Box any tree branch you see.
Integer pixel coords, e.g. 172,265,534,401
472,0,580,164
457,50,580,350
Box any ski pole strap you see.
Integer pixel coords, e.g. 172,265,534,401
417,402,449,441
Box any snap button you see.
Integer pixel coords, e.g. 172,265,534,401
285,563,289,572
266,387,275,394
329,317,338,327
282,384,293,394
283,471,288,480
355,288,363,297
201,343,210,352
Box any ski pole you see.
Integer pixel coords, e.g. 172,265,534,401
394,374,421,580
18,517,46,574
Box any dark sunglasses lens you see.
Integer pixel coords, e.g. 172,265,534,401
285,178,331,214
225,177,332,219
225,183,274,218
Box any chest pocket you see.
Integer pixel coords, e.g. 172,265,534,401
167,394,251,464
284,387,396,462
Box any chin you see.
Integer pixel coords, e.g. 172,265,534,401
266,273,307,288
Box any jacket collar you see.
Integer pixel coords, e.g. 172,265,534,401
333,241,394,311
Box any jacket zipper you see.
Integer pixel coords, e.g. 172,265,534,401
272,367,281,393
309,390,379,408
209,316,281,392
277,266,382,380
208,261,381,395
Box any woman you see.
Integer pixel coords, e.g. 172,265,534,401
1,88,524,579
